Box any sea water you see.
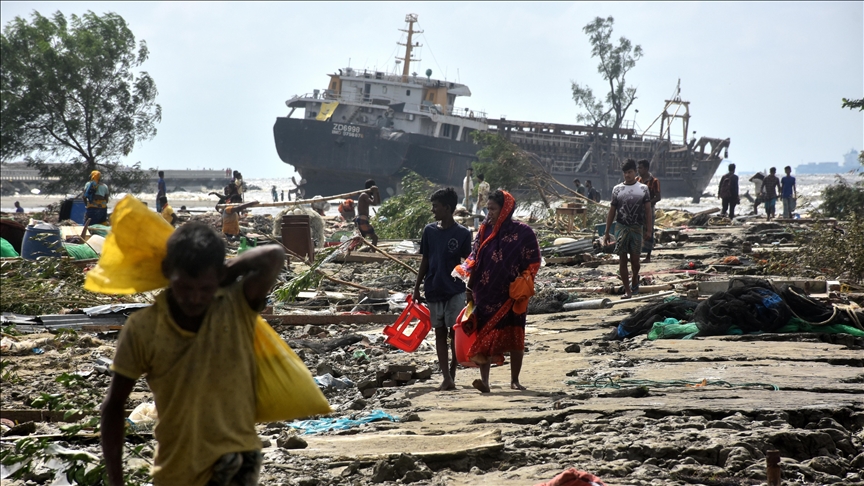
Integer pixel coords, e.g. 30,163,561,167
0,173,855,218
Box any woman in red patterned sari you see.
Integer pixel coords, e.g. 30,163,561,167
453,190,541,393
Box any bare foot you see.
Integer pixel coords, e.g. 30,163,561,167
511,382,527,391
437,380,456,391
472,379,491,393
641,258,651,263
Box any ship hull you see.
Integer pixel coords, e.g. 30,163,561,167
273,117,478,198
274,118,724,200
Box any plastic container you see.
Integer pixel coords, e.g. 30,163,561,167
70,200,87,224
382,294,431,353
21,223,62,260
453,307,478,368
86,235,106,254
595,222,617,237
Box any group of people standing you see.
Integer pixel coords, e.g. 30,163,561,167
461,168,491,229
747,166,797,221
720,164,797,220
572,178,602,203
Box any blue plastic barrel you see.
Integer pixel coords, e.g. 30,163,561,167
70,200,86,224
595,222,617,237
21,223,62,260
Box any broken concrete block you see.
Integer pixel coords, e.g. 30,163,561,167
371,460,399,483
415,368,433,380
382,380,398,387
564,343,581,353
348,398,367,410
393,371,413,382
276,431,308,449
303,324,325,336
400,412,422,422
357,379,377,392
386,364,417,375
361,387,378,399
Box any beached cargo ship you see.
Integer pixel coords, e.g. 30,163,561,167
273,14,730,200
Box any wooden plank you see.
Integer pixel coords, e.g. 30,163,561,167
545,256,581,265
333,253,420,264
262,314,399,326
81,325,124,332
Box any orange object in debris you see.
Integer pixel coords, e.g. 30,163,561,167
382,294,431,352
453,307,479,368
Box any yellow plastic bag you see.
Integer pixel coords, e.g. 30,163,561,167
254,316,332,422
84,195,173,294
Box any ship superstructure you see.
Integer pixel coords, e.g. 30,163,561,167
273,14,730,200
274,14,485,198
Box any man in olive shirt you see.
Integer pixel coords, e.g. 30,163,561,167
101,224,285,486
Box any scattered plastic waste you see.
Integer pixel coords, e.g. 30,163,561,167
314,373,354,390
127,401,159,431
286,409,398,435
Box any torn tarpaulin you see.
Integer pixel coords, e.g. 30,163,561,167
286,409,397,435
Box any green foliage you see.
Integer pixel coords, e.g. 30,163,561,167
0,258,145,314
841,97,864,111
1,10,161,193
571,16,642,133
471,131,534,193
0,368,152,484
813,176,864,220
470,132,554,210
373,170,436,239
1,359,21,383
764,216,864,282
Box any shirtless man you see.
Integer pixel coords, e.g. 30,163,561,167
355,179,381,245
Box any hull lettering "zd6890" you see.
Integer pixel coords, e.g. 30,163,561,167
332,124,363,138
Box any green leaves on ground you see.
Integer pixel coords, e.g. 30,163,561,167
373,170,436,240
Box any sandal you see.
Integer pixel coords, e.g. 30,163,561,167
631,283,639,295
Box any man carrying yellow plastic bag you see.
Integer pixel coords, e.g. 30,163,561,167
96,196,329,486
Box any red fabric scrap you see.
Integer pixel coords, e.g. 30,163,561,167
534,468,606,486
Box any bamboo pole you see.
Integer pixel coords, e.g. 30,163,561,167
216,188,368,210
358,237,419,275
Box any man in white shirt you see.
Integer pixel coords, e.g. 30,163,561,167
749,172,765,215
462,168,474,210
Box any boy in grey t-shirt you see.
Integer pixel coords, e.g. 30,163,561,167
414,188,472,391
603,159,652,299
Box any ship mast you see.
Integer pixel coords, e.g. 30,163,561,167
396,14,422,83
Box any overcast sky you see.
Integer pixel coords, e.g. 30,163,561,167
2,2,862,178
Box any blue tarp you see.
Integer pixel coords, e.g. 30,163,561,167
286,409,398,435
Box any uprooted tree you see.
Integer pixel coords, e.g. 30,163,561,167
1,10,161,194
571,16,642,171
